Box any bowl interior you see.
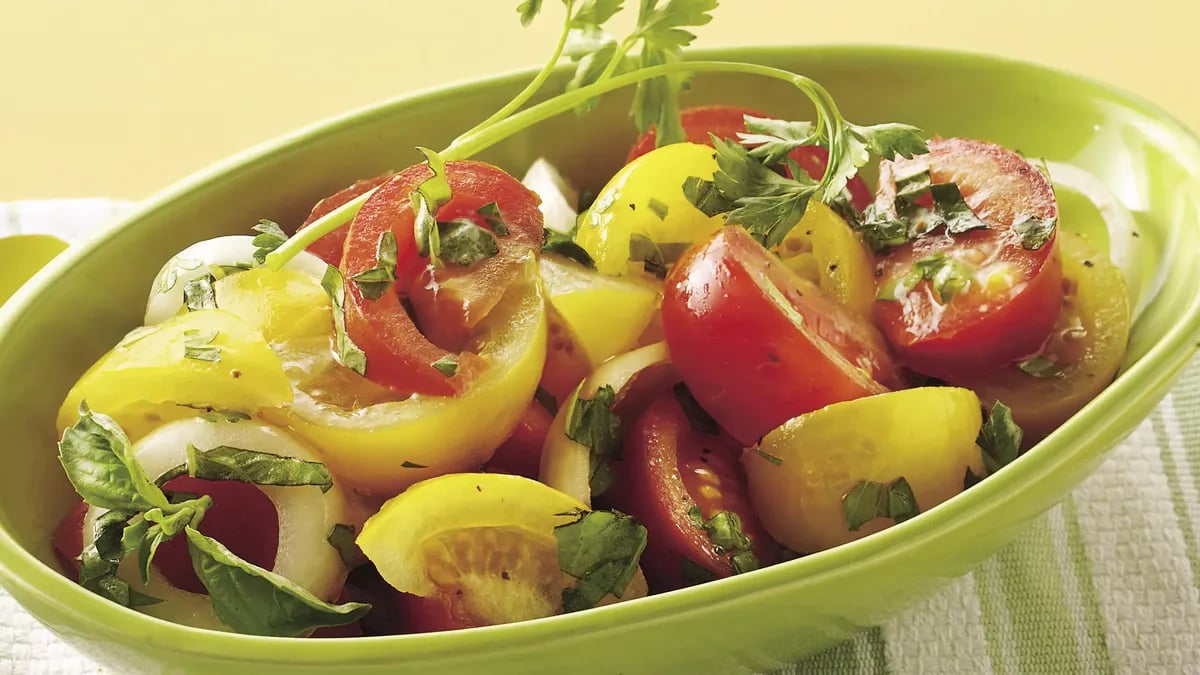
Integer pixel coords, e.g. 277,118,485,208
0,45,1198,673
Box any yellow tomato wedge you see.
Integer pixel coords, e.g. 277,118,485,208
575,143,724,276
743,387,984,554
963,230,1131,441
540,342,670,507
217,260,546,496
358,473,646,626
540,300,593,404
56,309,292,441
774,201,876,317
539,253,661,367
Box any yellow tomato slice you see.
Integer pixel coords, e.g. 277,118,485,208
217,261,546,496
743,387,984,554
575,143,725,276
358,473,645,626
56,309,292,441
539,253,661,367
774,201,876,317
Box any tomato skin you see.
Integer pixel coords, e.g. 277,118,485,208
663,226,902,445
341,160,542,396
394,592,477,634
484,400,553,480
606,390,778,591
298,174,394,267
873,138,1063,380
626,105,872,211
52,500,88,577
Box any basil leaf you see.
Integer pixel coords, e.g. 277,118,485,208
1013,215,1057,250
892,165,931,201
534,386,559,415
841,477,921,531
671,382,719,435
78,547,161,608
326,524,366,569
477,202,509,236
251,220,288,265
978,401,1022,473
182,274,217,311
182,329,221,363
58,402,168,513
431,355,459,377
350,231,398,301
886,478,919,523
543,229,596,268
627,234,690,278
853,204,911,252
929,183,988,235
682,176,735,218
1018,355,1061,378
320,265,368,376
646,198,670,220
740,116,817,166
93,509,137,561
687,506,760,574
879,252,972,304
185,528,370,636
680,557,718,584
188,445,333,493
565,385,622,496
555,510,647,612
438,218,499,267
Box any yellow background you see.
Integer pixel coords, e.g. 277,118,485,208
0,0,1192,201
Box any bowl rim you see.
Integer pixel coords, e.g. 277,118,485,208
1,42,1199,664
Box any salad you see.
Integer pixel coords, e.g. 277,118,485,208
49,0,1134,638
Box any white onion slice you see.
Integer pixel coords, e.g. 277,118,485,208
1045,160,1148,321
80,418,353,632
521,158,579,235
144,236,327,326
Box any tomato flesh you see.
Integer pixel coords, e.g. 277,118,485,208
873,138,1063,380
152,477,279,594
663,226,902,445
607,389,778,591
298,174,393,266
340,160,543,396
483,400,553,480
626,105,872,211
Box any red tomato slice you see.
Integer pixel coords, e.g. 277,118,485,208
626,105,872,211
393,591,477,634
152,477,280,594
341,160,543,395
873,138,1063,380
662,226,902,445
298,174,394,266
483,400,552,480
605,389,778,591
52,500,88,577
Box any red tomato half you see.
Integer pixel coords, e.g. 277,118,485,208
393,592,477,634
341,160,543,396
483,400,552,480
626,105,872,211
298,174,394,266
52,500,88,577
606,389,778,591
873,138,1063,380
663,226,902,445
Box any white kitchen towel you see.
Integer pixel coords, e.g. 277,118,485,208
1,199,1198,675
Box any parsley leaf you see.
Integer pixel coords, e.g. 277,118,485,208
704,136,819,247
516,0,544,26
437,218,500,267
182,329,221,363
631,0,719,147
847,122,929,161
555,509,647,612
978,401,1023,473
682,176,734,217
320,265,368,376
182,274,217,312
841,477,920,531
251,220,288,265
350,231,398,301
739,115,817,166
928,183,987,235
565,385,622,496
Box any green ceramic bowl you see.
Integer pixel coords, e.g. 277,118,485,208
1,45,1198,674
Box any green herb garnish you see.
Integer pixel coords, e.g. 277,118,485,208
186,444,334,492
437,218,500,267
431,355,459,377
182,329,221,363
687,506,759,574
320,265,368,376
1017,355,1061,378
326,524,366,569
555,509,648,612
350,231,398,301
182,275,217,311
1013,214,1057,250
565,385,622,496
978,401,1023,473
251,220,288,265
841,477,920,531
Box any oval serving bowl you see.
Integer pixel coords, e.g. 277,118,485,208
1,46,1199,674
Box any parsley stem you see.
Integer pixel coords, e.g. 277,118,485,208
267,60,848,271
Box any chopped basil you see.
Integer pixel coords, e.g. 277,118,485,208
964,467,985,490
1013,214,1057,250
78,547,161,608
182,274,217,311
841,477,921,531
1018,355,1061,378
412,147,453,263
739,115,817,166
350,231,398,301
431,355,459,377
680,557,718,584
182,329,221,363
156,256,203,293
185,527,370,637
879,252,972,303
543,223,596,268
210,262,252,279
477,201,509,236
320,265,367,376
251,220,288,265
565,385,622,496
682,176,735,218
646,198,670,220
130,503,210,584
627,234,691,278
400,461,428,469
437,218,500,267
555,510,647,612
326,524,366,569
688,506,760,574
752,447,784,466
534,386,559,415
186,444,333,493
892,165,931,201
671,382,719,435
854,205,911,252
978,401,1023,473
929,183,987,235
